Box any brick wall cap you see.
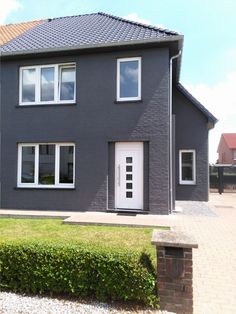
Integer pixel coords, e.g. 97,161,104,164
151,230,198,249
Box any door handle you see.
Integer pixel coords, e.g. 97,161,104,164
118,165,120,186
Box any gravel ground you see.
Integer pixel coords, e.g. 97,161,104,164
0,292,173,314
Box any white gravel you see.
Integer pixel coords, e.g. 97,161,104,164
0,292,173,313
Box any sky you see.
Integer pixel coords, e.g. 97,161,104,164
1,0,236,163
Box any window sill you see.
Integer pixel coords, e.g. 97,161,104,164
16,103,76,108
114,99,143,104
179,182,196,186
15,186,75,190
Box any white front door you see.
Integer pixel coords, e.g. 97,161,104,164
115,142,143,210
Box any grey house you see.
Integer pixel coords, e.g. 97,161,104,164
0,13,217,214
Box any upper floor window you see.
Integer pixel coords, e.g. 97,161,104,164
17,143,75,188
19,63,76,105
179,150,196,185
117,57,141,101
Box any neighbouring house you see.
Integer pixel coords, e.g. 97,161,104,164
0,20,45,45
0,13,217,214
217,133,236,164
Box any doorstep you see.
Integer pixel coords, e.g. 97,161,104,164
0,208,174,228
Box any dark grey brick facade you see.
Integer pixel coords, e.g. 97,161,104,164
173,87,209,201
1,47,172,214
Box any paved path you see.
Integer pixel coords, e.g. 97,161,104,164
0,193,235,313
172,193,236,314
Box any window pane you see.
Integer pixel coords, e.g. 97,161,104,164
22,69,36,102
41,67,54,101
126,183,132,189
126,165,132,172
120,60,139,98
21,146,35,183
126,157,132,163
60,67,75,100
126,174,132,180
39,145,55,185
59,146,74,183
126,191,133,198
182,152,193,181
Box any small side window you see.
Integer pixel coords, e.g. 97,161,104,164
117,57,141,101
179,150,196,185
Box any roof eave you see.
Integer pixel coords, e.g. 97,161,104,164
0,35,183,58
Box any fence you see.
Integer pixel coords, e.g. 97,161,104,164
210,165,236,193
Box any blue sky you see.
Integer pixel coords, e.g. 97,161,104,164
1,0,236,162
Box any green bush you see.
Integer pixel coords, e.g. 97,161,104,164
0,242,158,307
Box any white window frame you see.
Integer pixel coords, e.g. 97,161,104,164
179,149,196,185
116,57,141,101
17,143,75,188
19,63,76,105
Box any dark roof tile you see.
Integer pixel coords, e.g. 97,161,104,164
1,12,180,54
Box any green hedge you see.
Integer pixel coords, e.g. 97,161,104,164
0,242,158,307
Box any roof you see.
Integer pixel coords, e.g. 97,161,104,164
221,133,236,149
177,83,218,125
1,12,182,56
0,20,45,45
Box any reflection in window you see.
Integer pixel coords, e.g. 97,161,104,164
21,146,35,183
120,61,138,98
41,67,55,101
60,67,75,101
182,153,193,181
39,145,55,185
22,69,36,102
60,146,74,183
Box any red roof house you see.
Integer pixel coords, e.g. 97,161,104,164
0,20,44,45
217,133,236,164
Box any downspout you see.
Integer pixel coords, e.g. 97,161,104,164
169,50,181,213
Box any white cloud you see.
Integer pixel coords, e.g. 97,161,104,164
184,71,236,163
0,0,22,24
123,12,170,31
123,13,151,25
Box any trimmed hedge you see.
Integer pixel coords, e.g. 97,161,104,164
0,242,158,307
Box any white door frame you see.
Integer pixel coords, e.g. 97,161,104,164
115,142,143,210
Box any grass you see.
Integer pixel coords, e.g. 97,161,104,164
0,218,167,259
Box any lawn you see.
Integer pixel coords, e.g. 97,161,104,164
0,218,160,258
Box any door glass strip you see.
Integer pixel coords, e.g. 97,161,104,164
125,157,133,198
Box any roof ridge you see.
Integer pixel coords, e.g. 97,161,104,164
51,12,98,21
97,12,179,35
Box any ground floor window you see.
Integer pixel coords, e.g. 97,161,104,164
179,149,196,185
17,143,75,188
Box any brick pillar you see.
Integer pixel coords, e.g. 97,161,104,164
152,230,198,314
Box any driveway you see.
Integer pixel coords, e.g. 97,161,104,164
173,193,236,314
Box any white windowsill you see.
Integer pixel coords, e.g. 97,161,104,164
19,101,76,106
179,181,196,185
17,185,75,189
